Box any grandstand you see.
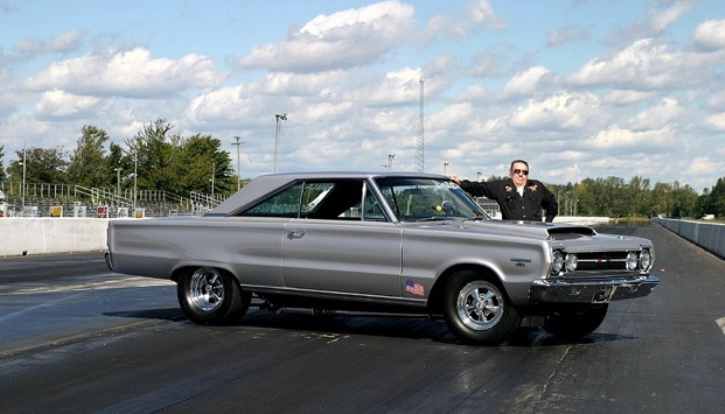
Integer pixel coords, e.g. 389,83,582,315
0,182,225,218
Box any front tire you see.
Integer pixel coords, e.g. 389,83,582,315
543,304,608,339
177,267,250,325
442,270,520,345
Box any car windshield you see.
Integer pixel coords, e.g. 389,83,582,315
373,177,491,222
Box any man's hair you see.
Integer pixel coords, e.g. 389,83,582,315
509,159,529,170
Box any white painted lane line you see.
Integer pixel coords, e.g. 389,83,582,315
716,317,725,337
0,276,174,296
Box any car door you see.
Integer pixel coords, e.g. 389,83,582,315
281,180,403,297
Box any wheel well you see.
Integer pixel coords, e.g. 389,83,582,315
427,264,503,314
171,265,240,285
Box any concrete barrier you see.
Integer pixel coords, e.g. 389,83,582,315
0,218,109,257
653,218,725,259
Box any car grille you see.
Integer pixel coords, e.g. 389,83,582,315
575,251,630,271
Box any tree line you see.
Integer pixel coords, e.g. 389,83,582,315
1,119,724,218
1,119,238,198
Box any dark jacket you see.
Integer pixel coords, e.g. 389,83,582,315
460,178,558,222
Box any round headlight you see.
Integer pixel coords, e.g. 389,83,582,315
626,251,638,270
639,249,651,270
565,253,578,272
551,250,565,274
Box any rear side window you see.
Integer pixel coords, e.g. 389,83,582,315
237,179,388,221
239,182,304,217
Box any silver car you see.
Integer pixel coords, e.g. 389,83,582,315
105,172,659,345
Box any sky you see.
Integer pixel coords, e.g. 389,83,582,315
1,0,725,192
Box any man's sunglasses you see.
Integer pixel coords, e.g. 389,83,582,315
513,169,529,176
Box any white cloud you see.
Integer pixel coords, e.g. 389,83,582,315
625,97,682,130
35,89,104,118
648,0,693,33
14,29,86,56
548,26,589,47
586,125,678,151
504,66,550,97
603,90,656,106
704,112,725,131
683,156,724,178
425,0,505,40
509,91,601,131
237,1,414,73
568,39,683,89
693,19,725,51
24,47,223,98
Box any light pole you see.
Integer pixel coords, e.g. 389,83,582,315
115,167,121,197
443,162,449,175
21,140,26,210
211,161,216,199
274,113,287,173
477,171,483,181
388,154,396,170
133,150,138,213
232,136,245,190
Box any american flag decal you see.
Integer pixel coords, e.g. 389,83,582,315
405,280,425,296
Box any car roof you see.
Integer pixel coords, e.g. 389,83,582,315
206,171,449,216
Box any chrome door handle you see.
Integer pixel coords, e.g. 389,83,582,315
287,230,305,239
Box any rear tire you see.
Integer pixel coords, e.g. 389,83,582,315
177,267,250,325
442,270,520,345
543,304,608,339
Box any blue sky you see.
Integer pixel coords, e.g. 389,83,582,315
1,0,725,192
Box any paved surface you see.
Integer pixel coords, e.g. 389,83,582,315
0,224,724,413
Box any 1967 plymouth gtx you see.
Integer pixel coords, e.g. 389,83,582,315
105,171,659,345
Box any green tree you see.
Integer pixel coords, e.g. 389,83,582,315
180,134,234,195
0,145,6,183
670,182,698,218
7,147,69,185
67,126,110,188
704,177,725,218
125,119,234,196
126,119,176,192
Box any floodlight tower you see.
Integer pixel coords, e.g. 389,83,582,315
416,78,425,172
273,113,287,173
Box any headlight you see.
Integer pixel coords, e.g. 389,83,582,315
565,253,578,272
626,251,638,270
639,249,652,271
551,250,565,275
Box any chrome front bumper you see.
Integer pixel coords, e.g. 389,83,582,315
529,275,660,304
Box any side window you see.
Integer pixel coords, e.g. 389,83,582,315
361,187,386,221
341,183,387,221
301,183,335,215
239,182,304,217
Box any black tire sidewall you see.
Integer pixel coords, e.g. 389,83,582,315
543,304,608,339
442,270,520,345
177,268,247,325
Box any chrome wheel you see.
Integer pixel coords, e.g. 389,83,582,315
443,270,520,345
456,280,504,331
189,267,225,312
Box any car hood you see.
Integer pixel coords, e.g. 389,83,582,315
406,219,651,246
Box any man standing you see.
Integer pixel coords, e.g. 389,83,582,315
450,160,558,222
